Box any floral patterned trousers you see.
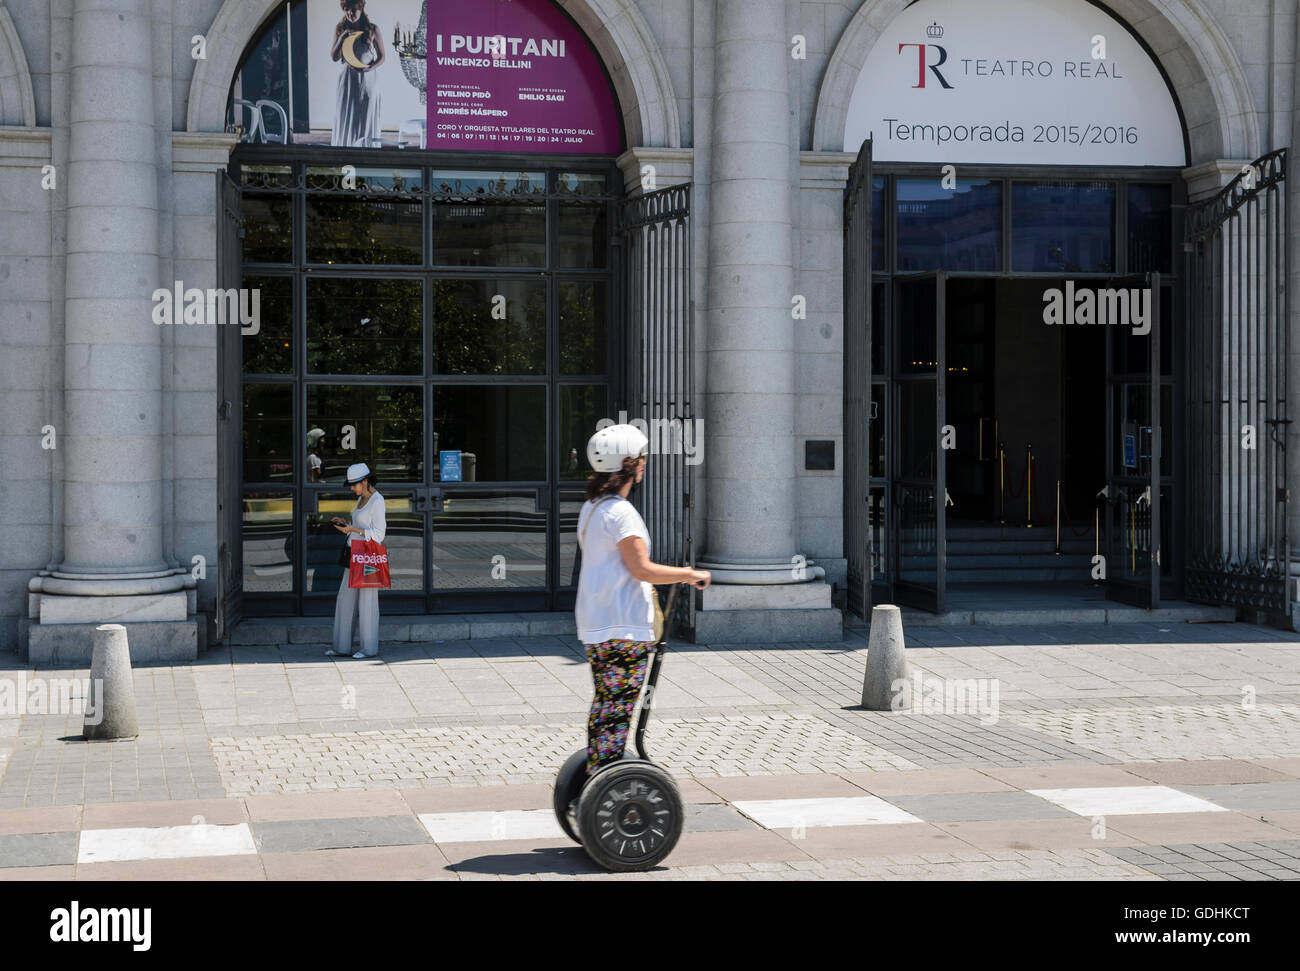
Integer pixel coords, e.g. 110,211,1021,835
585,639,653,774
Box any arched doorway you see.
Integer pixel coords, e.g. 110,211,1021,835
216,0,632,621
837,0,1219,616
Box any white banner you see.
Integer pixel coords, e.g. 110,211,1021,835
844,0,1185,166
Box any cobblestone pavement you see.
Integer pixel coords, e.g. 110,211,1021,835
1,620,1299,880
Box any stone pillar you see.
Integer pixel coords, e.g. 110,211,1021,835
694,0,838,643
22,0,196,663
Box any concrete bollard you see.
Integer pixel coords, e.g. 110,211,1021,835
861,604,907,711
83,624,139,741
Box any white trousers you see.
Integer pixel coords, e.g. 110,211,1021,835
333,573,380,656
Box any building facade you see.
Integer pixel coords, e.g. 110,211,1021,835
0,0,1295,659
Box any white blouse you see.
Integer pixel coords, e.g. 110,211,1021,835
348,491,387,546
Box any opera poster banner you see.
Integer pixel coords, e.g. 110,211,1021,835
427,0,623,154
230,0,623,154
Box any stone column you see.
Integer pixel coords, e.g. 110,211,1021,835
23,0,196,663
694,0,838,642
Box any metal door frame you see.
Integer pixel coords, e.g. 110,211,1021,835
215,170,245,642
843,140,874,618
891,270,947,613
1102,272,1162,607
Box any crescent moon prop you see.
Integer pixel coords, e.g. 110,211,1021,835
341,30,369,70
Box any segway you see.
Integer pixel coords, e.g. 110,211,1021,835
553,584,684,872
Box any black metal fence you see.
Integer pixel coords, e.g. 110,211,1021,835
618,183,696,631
843,141,873,618
1184,149,1290,616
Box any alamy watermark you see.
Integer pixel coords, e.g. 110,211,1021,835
1041,282,1150,335
596,411,704,467
890,672,1000,725
0,674,103,725
151,281,260,334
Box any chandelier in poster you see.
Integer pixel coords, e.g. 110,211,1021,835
304,0,622,153
843,0,1186,166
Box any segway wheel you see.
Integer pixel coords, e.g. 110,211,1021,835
576,760,683,872
552,747,589,844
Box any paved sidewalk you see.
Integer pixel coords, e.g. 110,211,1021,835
2,620,1300,879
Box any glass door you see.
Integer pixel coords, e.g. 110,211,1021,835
891,272,947,612
1103,272,1161,607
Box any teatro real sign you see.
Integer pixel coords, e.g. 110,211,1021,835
843,0,1186,166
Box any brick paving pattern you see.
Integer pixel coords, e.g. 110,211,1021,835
3,620,1300,879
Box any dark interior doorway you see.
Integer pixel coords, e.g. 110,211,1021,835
944,277,1107,537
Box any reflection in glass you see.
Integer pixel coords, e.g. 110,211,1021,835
433,491,546,589
433,386,546,481
870,384,885,479
306,197,422,265
1012,181,1114,272
559,282,607,375
897,381,937,481
306,384,423,483
871,282,886,376
897,178,1001,272
243,195,292,263
431,170,546,196
897,485,938,587
309,492,422,593
896,279,937,376
555,172,608,196
242,275,293,374
1128,184,1173,274
304,493,351,594
557,203,607,268
559,489,586,588
307,278,422,375
243,492,293,593
559,385,607,480
433,279,545,374
305,166,422,192
868,485,887,582
433,203,546,267
871,178,885,272
243,384,293,482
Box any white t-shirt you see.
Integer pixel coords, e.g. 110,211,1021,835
575,495,655,645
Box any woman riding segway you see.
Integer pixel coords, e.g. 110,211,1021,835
553,423,710,871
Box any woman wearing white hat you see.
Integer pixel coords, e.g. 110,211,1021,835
326,462,386,658
576,424,710,775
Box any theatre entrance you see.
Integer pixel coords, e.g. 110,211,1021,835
843,144,1183,616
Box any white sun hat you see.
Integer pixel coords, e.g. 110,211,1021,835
344,462,372,484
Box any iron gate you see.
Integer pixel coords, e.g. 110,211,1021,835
1184,149,1290,616
215,169,244,642
843,141,873,618
617,183,696,633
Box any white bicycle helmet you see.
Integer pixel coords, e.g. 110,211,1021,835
586,423,649,472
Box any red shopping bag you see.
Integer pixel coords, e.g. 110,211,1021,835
348,539,391,589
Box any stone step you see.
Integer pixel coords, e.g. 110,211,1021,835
227,612,575,646
944,525,1095,540
943,539,1096,554
903,553,1094,569
900,601,1237,627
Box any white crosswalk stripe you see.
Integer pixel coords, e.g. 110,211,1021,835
77,823,258,864
418,810,567,843
1027,786,1230,817
732,796,922,829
